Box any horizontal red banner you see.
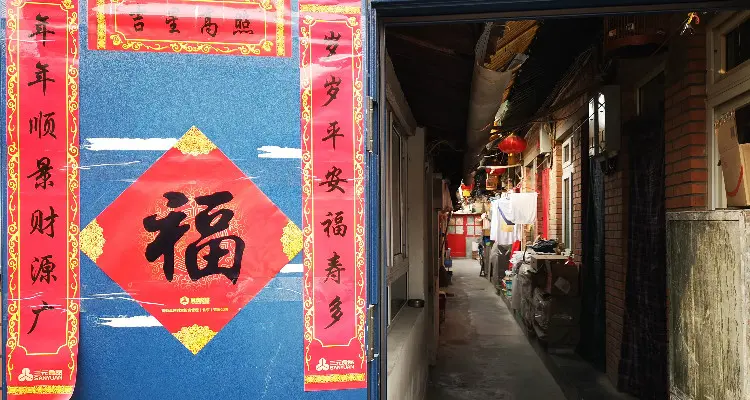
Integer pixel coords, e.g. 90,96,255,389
88,0,291,57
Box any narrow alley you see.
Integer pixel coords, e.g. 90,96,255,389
426,259,565,400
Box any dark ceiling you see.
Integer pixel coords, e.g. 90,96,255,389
386,18,602,185
502,18,602,133
386,23,483,184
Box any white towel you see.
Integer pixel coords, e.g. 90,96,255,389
509,192,537,224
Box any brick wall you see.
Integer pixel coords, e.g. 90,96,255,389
603,149,628,385
571,128,583,263
549,144,564,242
664,20,708,211
536,166,546,238
533,16,710,390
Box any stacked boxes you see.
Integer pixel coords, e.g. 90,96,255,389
525,254,581,349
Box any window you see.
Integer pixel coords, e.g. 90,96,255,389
562,136,574,252
726,18,750,72
588,93,606,156
385,108,409,323
638,71,665,117
707,13,750,209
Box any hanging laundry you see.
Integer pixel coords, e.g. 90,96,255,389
509,192,538,224
491,197,521,246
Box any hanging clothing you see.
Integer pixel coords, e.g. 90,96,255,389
490,197,521,246
509,192,538,224
490,200,499,242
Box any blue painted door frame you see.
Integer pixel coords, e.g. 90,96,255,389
365,2,383,399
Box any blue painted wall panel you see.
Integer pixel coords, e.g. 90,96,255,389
0,0,364,397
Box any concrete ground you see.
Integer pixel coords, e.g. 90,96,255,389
426,258,566,400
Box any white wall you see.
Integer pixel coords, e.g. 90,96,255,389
387,308,428,400
407,127,427,300
385,52,429,400
386,127,429,400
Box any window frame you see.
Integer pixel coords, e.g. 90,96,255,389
562,136,574,253
707,12,750,209
384,105,410,324
636,65,665,117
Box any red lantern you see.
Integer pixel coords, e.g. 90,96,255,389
498,132,527,154
498,133,527,165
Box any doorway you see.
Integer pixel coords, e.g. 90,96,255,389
371,3,749,400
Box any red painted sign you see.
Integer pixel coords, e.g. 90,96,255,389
88,0,292,57
6,0,81,397
299,2,367,391
80,127,302,355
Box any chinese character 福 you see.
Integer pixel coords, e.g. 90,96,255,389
143,191,246,284
321,211,348,238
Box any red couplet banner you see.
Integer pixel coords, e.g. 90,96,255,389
6,0,81,397
299,1,367,391
88,0,292,57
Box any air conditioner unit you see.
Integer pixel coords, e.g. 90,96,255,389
539,123,552,154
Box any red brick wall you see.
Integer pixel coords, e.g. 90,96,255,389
571,128,583,263
537,19,709,390
664,21,708,211
549,144,564,242
604,152,628,385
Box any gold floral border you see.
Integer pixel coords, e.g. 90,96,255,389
299,10,367,383
299,4,361,14
173,126,218,156
281,220,303,261
173,324,217,355
6,0,81,387
304,373,366,384
7,385,75,395
93,0,290,57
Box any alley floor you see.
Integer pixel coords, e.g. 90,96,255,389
426,258,566,400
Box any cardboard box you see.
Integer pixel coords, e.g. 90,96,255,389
528,255,580,296
716,111,750,207
532,289,581,331
532,321,581,349
520,296,534,328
